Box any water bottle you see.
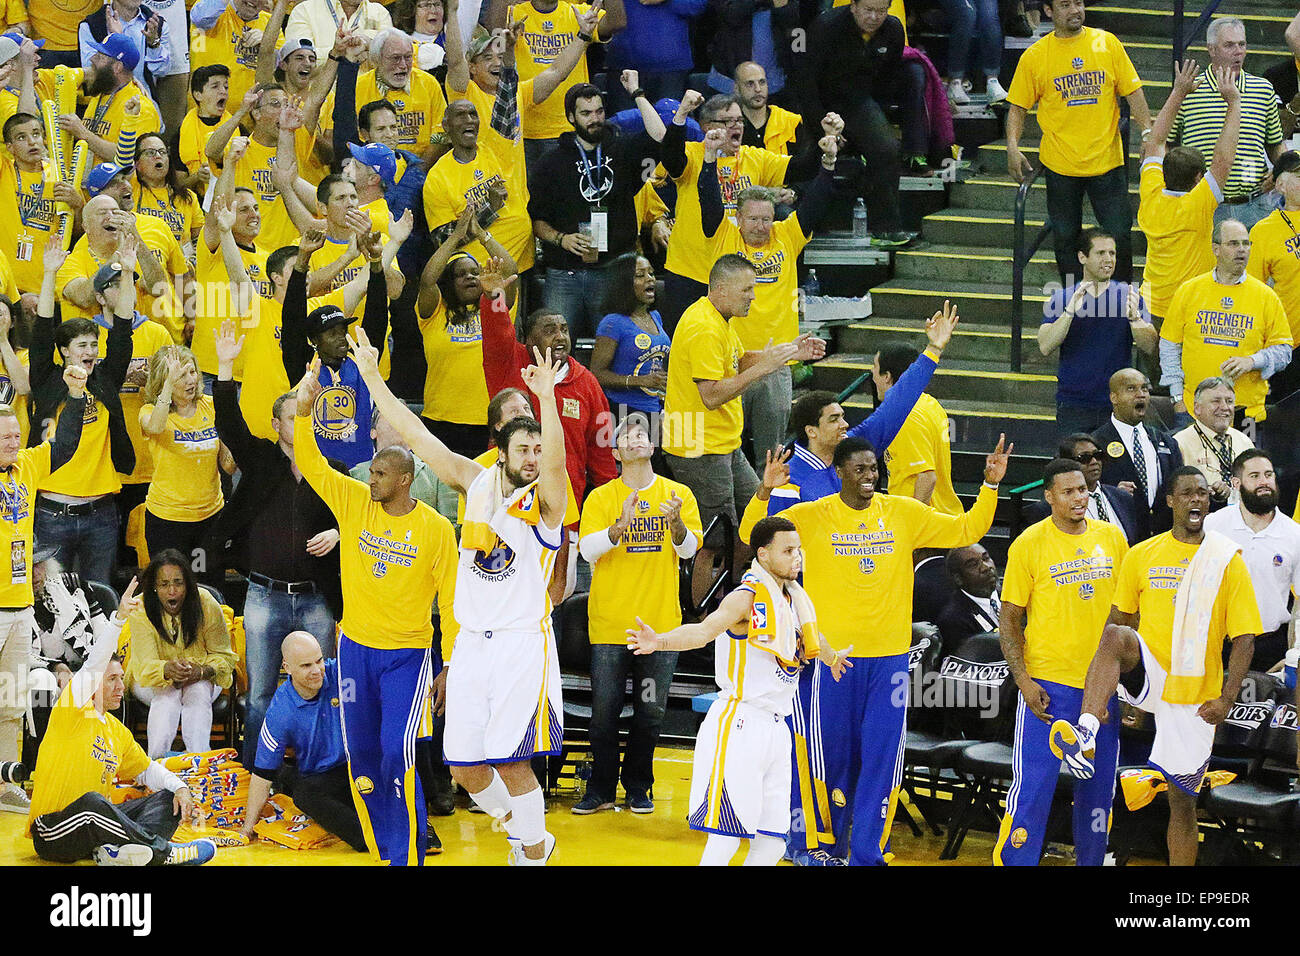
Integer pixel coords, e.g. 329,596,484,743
1285,647,1298,691
852,198,869,239
804,269,820,298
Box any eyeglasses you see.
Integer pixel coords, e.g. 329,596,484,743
138,147,167,158
709,117,744,128
1073,452,1102,464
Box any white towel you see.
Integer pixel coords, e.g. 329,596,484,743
1166,530,1239,704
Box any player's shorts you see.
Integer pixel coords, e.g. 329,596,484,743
443,623,563,766
687,696,791,840
1118,631,1214,794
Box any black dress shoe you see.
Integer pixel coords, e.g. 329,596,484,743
429,792,456,816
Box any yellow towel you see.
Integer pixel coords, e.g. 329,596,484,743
1119,767,1237,811
253,793,339,850
741,560,821,665
460,462,541,553
1166,531,1239,704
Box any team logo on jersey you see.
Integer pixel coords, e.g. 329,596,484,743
1274,553,1285,566
331,698,339,707
542,19,553,30
1107,441,1124,458
393,98,406,110
354,776,374,794
313,384,359,440
751,602,768,630
831,789,846,807
1078,582,1094,600
859,557,875,574
1071,57,1084,70
635,333,652,349
1221,296,1233,310
372,560,388,578
637,497,650,512
472,538,517,577
1010,827,1028,849
474,168,484,181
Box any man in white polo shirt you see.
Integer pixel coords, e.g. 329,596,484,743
1203,448,1300,671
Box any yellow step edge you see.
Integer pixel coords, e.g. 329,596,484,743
926,213,1043,226
849,323,1017,338
965,177,1139,194
1094,6,1290,22
820,361,1054,382
897,250,1148,265
876,286,1047,303
842,398,1056,421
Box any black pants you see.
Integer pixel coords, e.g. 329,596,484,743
839,97,904,233
31,790,179,864
116,481,149,570
387,275,428,403
421,419,489,460
293,764,369,853
1045,165,1133,286
660,271,708,336
144,510,223,585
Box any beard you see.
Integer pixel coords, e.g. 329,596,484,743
86,64,117,97
1240,485,1277,515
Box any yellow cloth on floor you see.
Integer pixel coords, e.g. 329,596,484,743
253,793,339,850
1119,767,1237,811
174,824,249,847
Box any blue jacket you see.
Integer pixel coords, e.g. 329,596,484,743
607,0,707,74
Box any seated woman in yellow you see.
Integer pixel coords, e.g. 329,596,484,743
127,550,236,757
139,346,232,581
415,205,518,458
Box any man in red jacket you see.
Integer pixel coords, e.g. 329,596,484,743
480,265,618,597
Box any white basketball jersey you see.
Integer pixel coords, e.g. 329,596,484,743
454,497,563,634
714,587,802,716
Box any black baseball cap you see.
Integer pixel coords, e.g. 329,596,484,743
306,303,348,337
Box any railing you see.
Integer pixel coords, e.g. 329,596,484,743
1172,0,1226,75
1007,477,1043,539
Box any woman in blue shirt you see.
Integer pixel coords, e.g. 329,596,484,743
591,253,670,425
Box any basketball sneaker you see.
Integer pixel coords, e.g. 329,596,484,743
1049,719,1096,779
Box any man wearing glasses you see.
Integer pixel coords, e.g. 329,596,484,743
1025,433,1145,543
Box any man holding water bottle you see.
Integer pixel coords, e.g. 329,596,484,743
1204,449,1300,671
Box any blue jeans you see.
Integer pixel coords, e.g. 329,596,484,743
241,581,337,767
543,264,620,340
1214,191,1282,232
34,500,119,588
587,643,678,799
1045,164,1132,286
940,0,1003,78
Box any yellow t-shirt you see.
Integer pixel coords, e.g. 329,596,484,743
227,136,300,256
294,414,459,650
38,395,119,497
1160,271,1293,419
422,144,535,273
457,447,581,527
30,0,103,50
1005,27,1142,178
141,394,224,522
294,125,331,187
459,77,533,187
134,183,204,253
744,486,999,657
662,142,790,283
108,319,175,484
0,441,54,608
884,393,961,516
714,212,809,353
82,81,161,157
133,215,189,340
0,154,62,294
1112,532,1262,704
662,296,744,457
759,105,802,156
323,67,449,152
193,238,271,379
419,298,487,425
190,6,270,110
579,474,703,644
54,238,115,322
513,1,600,140
179,108,231,177
1000,517,1129,687
1137,159,1219,318
1247,208,1300,342
27,688,150,833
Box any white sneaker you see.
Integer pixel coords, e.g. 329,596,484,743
94,844,153,866
0,785,29,814
510,832,556,866
1049,719,1096,779
947,78,970,106
986,77,1009,103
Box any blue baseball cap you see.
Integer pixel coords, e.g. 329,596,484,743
83,162,134,196
86,32,140,72
347,142,397,186
3,32,44,48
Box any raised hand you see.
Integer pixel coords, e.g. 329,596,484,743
295,358,323,407
702,127,726,161
612,489,639,539
280,96,305,131
114,227,138,269
213,195,237,234
114,576,141,622
227,135,250,164
620,69,640,94
818,133,838,166
360,229,383,262
676,89,704,121
983,433,1013,485
344,207,373,237
43,237,68,275
790,332,826,362
761,446,792,492
124,95,140,118
575,0,602,36
626,615,660,655
820,112,844,139
659,491,683,524
521,346,562,399
237,87,261,118
214,318,245,365
345,328,381,381
389,208,414,247
62,363,88,399
298,225,327,257
1172,58,1201,98
1213,64,1239,106
925,299,960,351
144,14,162,47
477,255,517,300
106,3,124,34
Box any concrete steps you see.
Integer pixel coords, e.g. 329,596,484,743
813,355,1058,405
892,242,1146,288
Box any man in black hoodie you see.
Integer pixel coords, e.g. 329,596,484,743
528,69,666,340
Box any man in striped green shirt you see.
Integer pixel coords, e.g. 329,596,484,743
1171,17,1284,231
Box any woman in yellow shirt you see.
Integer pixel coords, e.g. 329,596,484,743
133,134,205,266
139,346,232,582
127,550,236,757
415,207,518,457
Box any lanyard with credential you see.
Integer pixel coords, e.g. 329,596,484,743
15,167,44,230
0,470,21,526
575,141,609,202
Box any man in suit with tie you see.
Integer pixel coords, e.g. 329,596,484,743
935,543,1001,660
1025,433,1146,542
1092,368,1183,534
